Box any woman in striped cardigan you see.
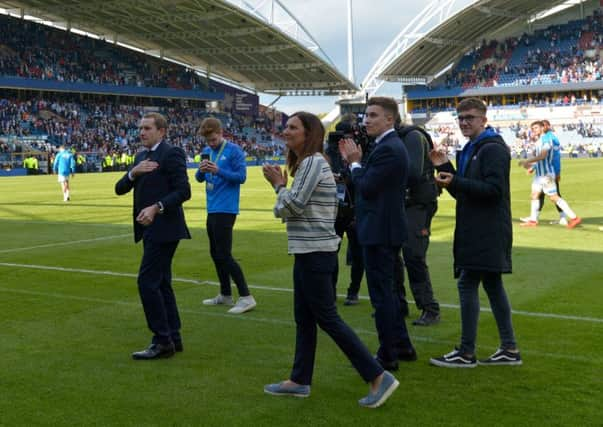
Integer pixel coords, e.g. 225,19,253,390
262,111,398,409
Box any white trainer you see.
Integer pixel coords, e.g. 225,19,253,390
558,217,568,226
519,216,533,223
227,295,257,314
203,294,234,306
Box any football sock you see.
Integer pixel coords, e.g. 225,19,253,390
530,200,540,221
556,198,576,219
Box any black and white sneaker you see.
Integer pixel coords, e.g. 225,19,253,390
430,348,477,368
478,348,522,366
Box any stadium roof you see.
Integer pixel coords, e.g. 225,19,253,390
379,0,590,82
0,0,356,95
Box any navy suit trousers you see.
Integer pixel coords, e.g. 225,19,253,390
363,244,413,362
138,237,181,345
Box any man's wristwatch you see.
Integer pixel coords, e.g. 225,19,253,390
156,201,164,214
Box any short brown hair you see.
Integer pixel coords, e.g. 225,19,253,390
367,96,399,118
531,120,544,128
199,117,223,137
143,112,168,131
286,111,325,176
457,98,487,115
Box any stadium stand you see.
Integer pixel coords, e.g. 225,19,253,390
386,1,603,156
0,94,285,169
420,10,602,92
0,14,208,90
0,6,304,173
365,0,603,149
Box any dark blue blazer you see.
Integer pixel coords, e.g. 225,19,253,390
351,130,409,246
115,141,191,243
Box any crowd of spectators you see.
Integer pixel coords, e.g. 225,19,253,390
505,122,602,158
0,96,285,167
411,92,603,114
424,120,603,160
437,10,602,90
0,14,207,90
563,121,603,138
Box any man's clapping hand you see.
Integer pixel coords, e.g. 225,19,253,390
429,147,449,167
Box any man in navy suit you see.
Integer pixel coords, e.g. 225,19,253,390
115,112,191,360
339,97,416,371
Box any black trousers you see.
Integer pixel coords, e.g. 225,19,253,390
206,213,249,297
333,216,364,297
399,202,440,314
138,237,181,345
363,244,413,363
290,252,383,385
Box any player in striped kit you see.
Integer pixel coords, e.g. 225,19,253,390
518,121,581,228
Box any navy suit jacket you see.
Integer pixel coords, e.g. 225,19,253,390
115,141,191,243
351,131,409,246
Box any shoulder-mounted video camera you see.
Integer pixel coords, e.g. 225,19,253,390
325,121,371,175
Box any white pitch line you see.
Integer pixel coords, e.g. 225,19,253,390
0,261,602,324
0,234,131,254
0,286,599,364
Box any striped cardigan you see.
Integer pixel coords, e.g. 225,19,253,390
274,153,341,254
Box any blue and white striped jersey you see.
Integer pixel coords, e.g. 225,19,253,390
534,137,555,177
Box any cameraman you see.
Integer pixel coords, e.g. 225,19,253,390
395,118,440,326
326,116,367,306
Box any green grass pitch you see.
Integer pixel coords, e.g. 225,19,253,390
0,159,601,426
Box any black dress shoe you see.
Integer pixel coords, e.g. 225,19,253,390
398,347,418,362
375,356,399,372
132,342,175,360
412,310,441,326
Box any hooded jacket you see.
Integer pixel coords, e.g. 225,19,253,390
437,127,512,277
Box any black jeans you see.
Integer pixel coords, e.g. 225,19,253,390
206,213,249,297
400,202,440,314
290,252,383,385
138,237,181,345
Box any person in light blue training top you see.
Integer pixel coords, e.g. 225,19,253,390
53,145,75,202
195,117,257,314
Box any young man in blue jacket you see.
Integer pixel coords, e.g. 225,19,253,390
196,117,256,314
429,98,521,368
